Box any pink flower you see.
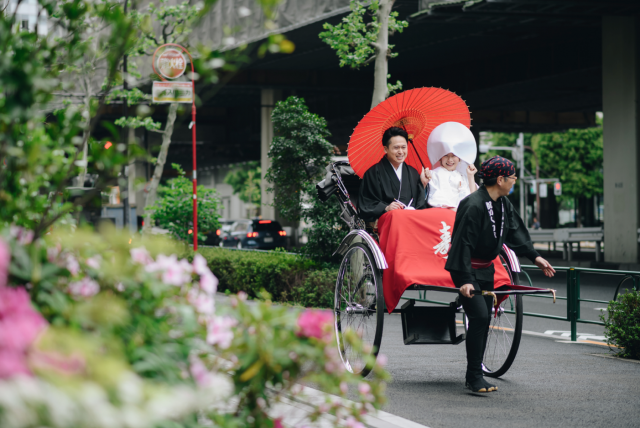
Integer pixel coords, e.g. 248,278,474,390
146,254,193,286
340,381,348,395
68,277,100,298
358,383,370,395
29,350,85,376
0,239,9,288
85,255,101,270
0,350,32,379
145,254,177,272
0,286,33,318
192,253,209,275
0,286,47,354
200,271,218,295
187,289,215,315
206,316,236,349
162,265,190,286
0,286,48,379
274,419,284,428
47,244,61,262
189,355,215,388
64,254,80,276
377,354,388,367
178,258,193,275
0,312,47,353
345,416,365,428
296,310,333,340
131,247,153,265
10,226,34,245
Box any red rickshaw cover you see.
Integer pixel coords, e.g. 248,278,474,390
377,208,512,313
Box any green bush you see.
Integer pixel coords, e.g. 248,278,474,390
601,289,640,359
196,247,337,308
151,164,221,243
287,268,337,309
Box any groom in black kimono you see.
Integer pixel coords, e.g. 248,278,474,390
357,127,427,222
445,156,555,393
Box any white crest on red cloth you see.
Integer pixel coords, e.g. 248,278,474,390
433,221,452,259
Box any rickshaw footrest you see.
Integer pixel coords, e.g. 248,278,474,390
404,333,465,345
400,299,463,345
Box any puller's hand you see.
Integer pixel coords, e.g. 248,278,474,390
467,164,477,177
534,256,556,277
460,283,474,298
385,202,404,212
420,167,432,187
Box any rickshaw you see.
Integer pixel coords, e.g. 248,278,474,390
317,160,555,378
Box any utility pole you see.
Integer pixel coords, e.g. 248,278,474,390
517,132,525,223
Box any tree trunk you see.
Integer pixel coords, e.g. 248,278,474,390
371,0,393,109
79,78,92,187
142,102,179,233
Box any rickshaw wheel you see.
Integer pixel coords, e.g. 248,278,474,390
463,253,524,378
334,242,384,377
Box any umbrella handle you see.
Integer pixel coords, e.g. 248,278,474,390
408,138,426,170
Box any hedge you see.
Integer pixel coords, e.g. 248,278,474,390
195,248,337,308
601,289,640,359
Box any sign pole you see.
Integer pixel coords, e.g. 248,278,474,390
152,43,198,251
191,72,198,251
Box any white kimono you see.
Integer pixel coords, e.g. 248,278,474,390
427,166,470,209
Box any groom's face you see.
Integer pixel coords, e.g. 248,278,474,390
384,136,408,167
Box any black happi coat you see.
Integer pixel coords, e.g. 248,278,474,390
445,186,539,287
357,156,427,222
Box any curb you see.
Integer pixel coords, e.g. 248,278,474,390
271,385,431,428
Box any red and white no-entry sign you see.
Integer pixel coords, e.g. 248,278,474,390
156,48,187,79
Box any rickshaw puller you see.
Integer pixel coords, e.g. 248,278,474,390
445,156,556,393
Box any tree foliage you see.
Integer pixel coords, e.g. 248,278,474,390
224,161,261,206
0,0,140,237
319,0,408,99
266,96,334,221
151,164,221,243
531,127,603,200
266,96,344,263
483,126,603,204
299,182,346,264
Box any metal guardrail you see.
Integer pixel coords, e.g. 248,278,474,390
406,265,640,343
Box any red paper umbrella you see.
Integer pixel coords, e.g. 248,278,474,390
348,87,471,178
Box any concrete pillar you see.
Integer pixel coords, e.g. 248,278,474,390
602,16,640,263
260,89,281,219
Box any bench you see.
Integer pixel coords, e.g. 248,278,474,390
529,227,603,262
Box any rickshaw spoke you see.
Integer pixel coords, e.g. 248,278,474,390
334,243,383,376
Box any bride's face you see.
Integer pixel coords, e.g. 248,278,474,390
440,153,460,171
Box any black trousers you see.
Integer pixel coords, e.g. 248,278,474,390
459,265,495,382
